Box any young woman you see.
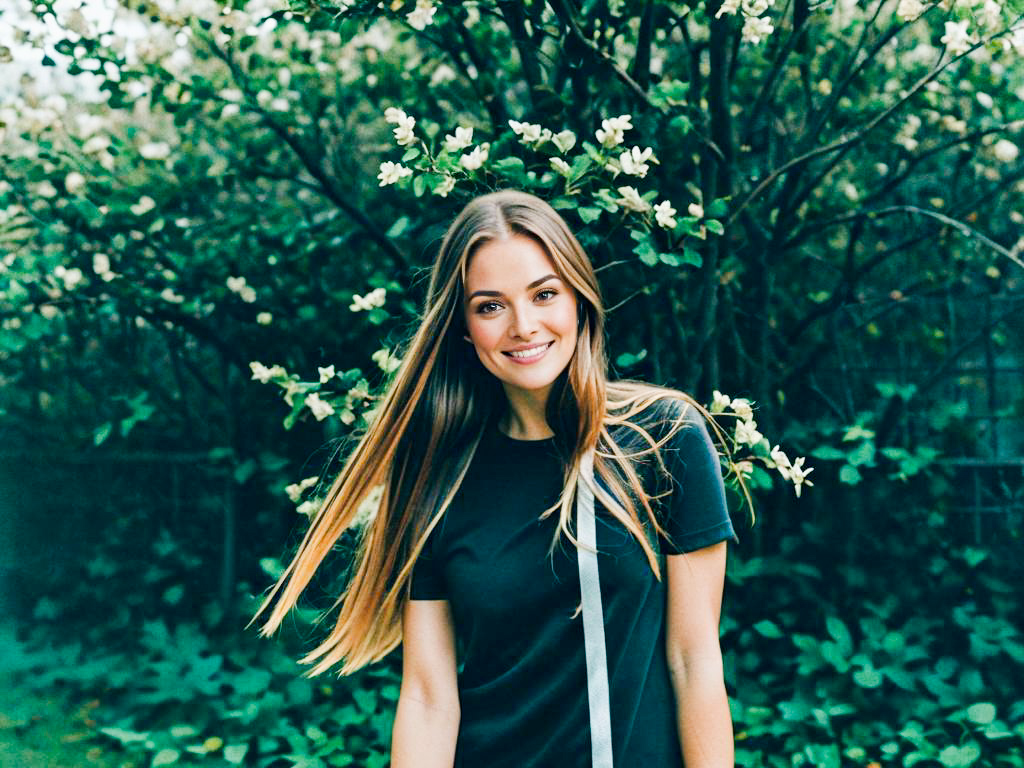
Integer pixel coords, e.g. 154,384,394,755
252,189,741,768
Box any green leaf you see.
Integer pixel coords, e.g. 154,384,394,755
826,616,853,655
839,465,862,485
578,206,602,224
152,749,181,766
853,664,883,688
706,198,729,218
938,743,981,767
94,422,113,446
401,147,420,162
681,247,702,267
753,620,783,638
706,219,724,235
224,745,249,765
100,727,149,744
162,585,185,606
412,173,426,197
811,446,845,460
386,216,410,238
965,702,996,724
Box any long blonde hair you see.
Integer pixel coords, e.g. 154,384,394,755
249,189,745,677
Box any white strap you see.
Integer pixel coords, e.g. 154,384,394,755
576,450,614,768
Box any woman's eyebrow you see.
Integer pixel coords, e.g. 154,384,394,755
467,274,560,300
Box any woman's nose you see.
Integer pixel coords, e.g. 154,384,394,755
508,302,540,338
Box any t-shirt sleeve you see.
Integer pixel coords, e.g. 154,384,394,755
409,518,447,600
656,402,738,555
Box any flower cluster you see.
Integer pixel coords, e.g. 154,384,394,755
350,287,387,312
716,0,776,44
595,115,633,148
226,275,257,303
384,106,416,146
284,475,319,503
711,390,814,498
406,0,437,30
508,121,576,153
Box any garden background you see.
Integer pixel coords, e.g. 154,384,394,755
1,0,1023,766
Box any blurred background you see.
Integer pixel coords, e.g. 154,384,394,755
1,0,1022,766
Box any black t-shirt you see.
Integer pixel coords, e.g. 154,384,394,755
408,399,737,767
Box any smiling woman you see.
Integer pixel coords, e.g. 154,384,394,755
251,189,742,768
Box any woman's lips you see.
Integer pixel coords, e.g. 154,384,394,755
502,341,553,364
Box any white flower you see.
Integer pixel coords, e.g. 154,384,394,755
226,275,257,303
64,171,87,195
93,253,111,275
550,157,572,176
976,92,994,110
616,186,650,212
443,125,474,152
256,311,273,325
139,141,171,160
509,120,543,144
688,202,704,218
734,418,764,447
595,114,633,148
788,457,814,497
285,475,319,503
742,0,774,15
406,0,437,30
768,444,792,475
306,392,335,421
350,287,387,311
434,173,456,197
384,106,410,124
551,130,577,153
716,0,741,16
993,139,1019,163
1001,27,1024,55
130,196,156,216
733,460,754,478
372,347,402,373
979,0,1001,26
619,146,655,177
460,144,489,170
711,390,731,414
730,397,754,421
654,200,677,229
742,15,774,44
160,287,185,303
249,361,286,383
296,499,320,517
318,365,336,384
940,20,973,55
392,111,416,146
377,160,413,186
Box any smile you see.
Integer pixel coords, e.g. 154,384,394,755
503,341,554,363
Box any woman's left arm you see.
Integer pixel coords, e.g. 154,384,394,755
665,540,733,768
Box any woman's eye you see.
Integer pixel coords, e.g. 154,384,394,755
536,289,557,301
477,302,500,314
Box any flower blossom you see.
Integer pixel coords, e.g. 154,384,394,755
444,126,474,152
619,146,655,177
993,139,1019,163
384,108,416,146
742,15,774,44
734,419,764,447
434,174,456,197
742,0,774,15
406,0,437,30
550,157,572,177
226,275,257,303
250,361,286,383
509,120,550,145
285,475,319,503
372,347,402,373
940,20,973,55
716,0,741,17
318,365,336,383
616,186,650,212
654,200,677,229
305,392,335,421
551,130,576,153
460,144,489,170
350,287,387,311
895,0,925,20
788,457,814,497
730,397,754,421
596,115,633,148
711,390,731,413
378,161,413,186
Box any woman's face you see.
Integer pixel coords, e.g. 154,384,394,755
462,233,579,401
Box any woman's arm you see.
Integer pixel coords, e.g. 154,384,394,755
392,598,461,768
665,540,734,768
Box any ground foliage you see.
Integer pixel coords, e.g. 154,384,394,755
1,0,1023,765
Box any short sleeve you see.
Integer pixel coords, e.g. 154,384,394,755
656,402,737,555
409,518,447,600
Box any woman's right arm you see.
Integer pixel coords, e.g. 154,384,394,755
391,597,461,768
